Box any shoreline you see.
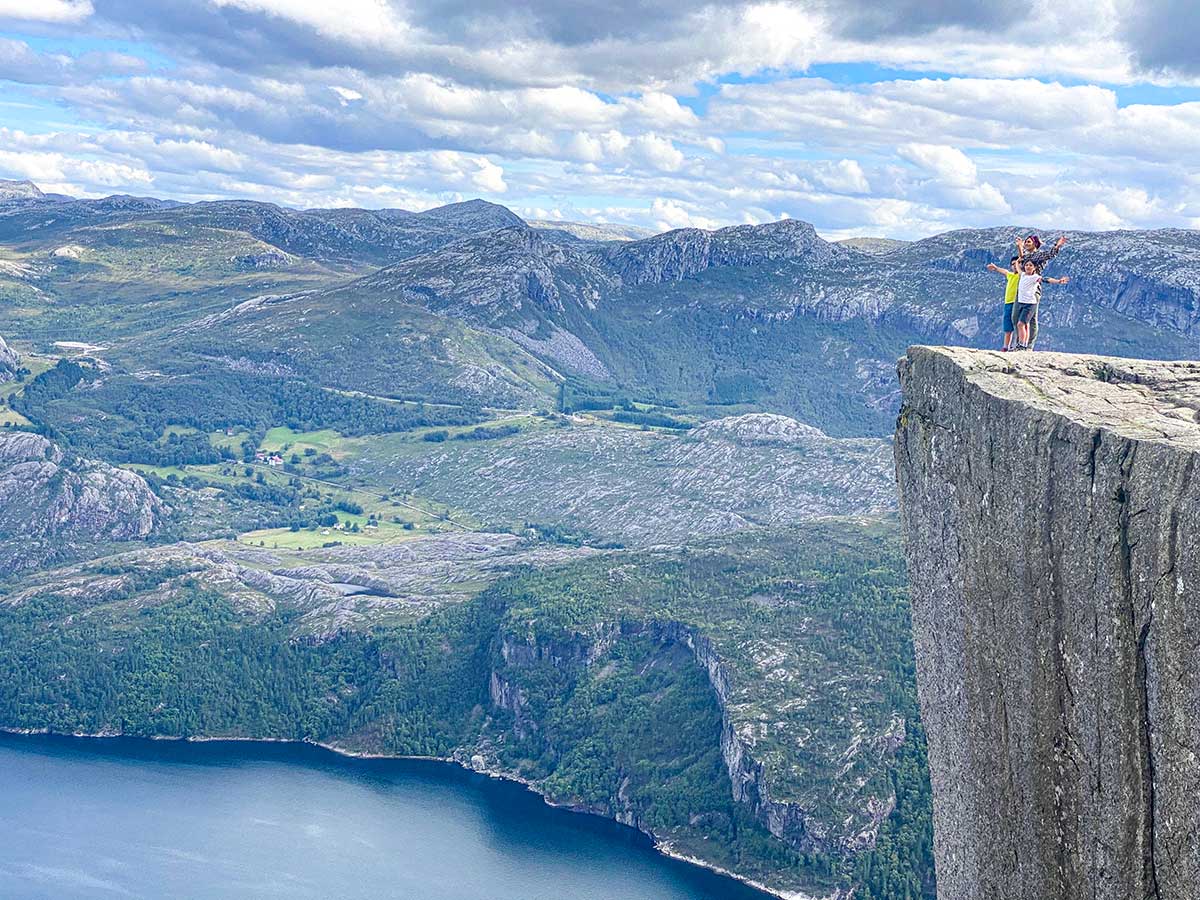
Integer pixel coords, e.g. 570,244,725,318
0,726,832,900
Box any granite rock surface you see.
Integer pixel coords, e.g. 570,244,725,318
894,346,1200,900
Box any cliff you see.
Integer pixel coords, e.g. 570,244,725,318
894,346,1200,900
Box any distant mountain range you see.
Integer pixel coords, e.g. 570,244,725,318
2,179,1197,436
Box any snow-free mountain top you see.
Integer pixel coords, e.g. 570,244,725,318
528,220,657,242
0,180,44,202
837,236,911,255
2,180,1198,436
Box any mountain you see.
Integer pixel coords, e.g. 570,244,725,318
0,188,522,269
0,179,46,203
5,185,1198,435
836,236,911,255
528,219,657,242
606,218,845,285
0,431,163,571
0,188,536,350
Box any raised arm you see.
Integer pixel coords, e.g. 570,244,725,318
1045,275,1071,285
1021,235,1067,267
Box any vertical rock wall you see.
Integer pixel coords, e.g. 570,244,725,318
894,346,1200,900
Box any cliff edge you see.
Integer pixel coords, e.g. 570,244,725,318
894,346,1200,900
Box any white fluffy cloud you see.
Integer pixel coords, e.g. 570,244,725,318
0,0,93,23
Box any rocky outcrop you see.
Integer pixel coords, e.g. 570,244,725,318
0,179,44,203
372,414,895,547
229,247,296,270
607,219,842,285
356,225,617,323
0,433,162,567
0,333,19,382
894,346,1200,900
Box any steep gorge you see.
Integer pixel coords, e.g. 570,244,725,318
894,347,1200,900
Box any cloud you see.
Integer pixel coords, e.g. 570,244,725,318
1118,0,1200,75
898,143,978,188
0,37,146,85
813,159,870,194
826,0,1034,39
208,0,411,48
0,0,93,23
0,0,1197,241
650,197,720,231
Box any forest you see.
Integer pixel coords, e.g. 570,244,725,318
10,359,482,465
0,524,933,900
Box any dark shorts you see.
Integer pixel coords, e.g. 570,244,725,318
1015,302,1038,325
1003,302,1015,333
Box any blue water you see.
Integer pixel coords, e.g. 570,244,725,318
0,734,773,900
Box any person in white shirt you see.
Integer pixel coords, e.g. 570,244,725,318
1012,260,1069,350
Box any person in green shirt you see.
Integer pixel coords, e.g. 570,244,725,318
986,255,1021,351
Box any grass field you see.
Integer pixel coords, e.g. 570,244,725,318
123,450,475,547
158,424,201,443
0,355,54,401
210,428,253,451
236,523,425,550
1,355,54,427
259,426,348,456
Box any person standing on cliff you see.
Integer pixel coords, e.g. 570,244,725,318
986,255,1021,351
1013,259,1070,350
1016,234,1068,349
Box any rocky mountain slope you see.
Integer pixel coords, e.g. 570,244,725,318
152,216,1198,435
2,182,1196,436
528,219,656,242
0,333,18,382
352,413,894,545
895,347,1200,900
0,432,162,570
0,179,46,203
4,531,596,636
836,237,911,255
0,189,521,269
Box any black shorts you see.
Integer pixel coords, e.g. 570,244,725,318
1014,302,1038,325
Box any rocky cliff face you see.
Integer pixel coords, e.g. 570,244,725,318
487,617,899,858
894,346,1200,900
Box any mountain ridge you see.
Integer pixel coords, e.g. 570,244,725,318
3,179,1198,437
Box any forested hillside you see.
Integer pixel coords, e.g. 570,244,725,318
0,523,932,900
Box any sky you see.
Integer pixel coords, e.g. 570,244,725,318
1,0,1199,238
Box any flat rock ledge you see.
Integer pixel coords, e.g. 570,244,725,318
894,347,1200,900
